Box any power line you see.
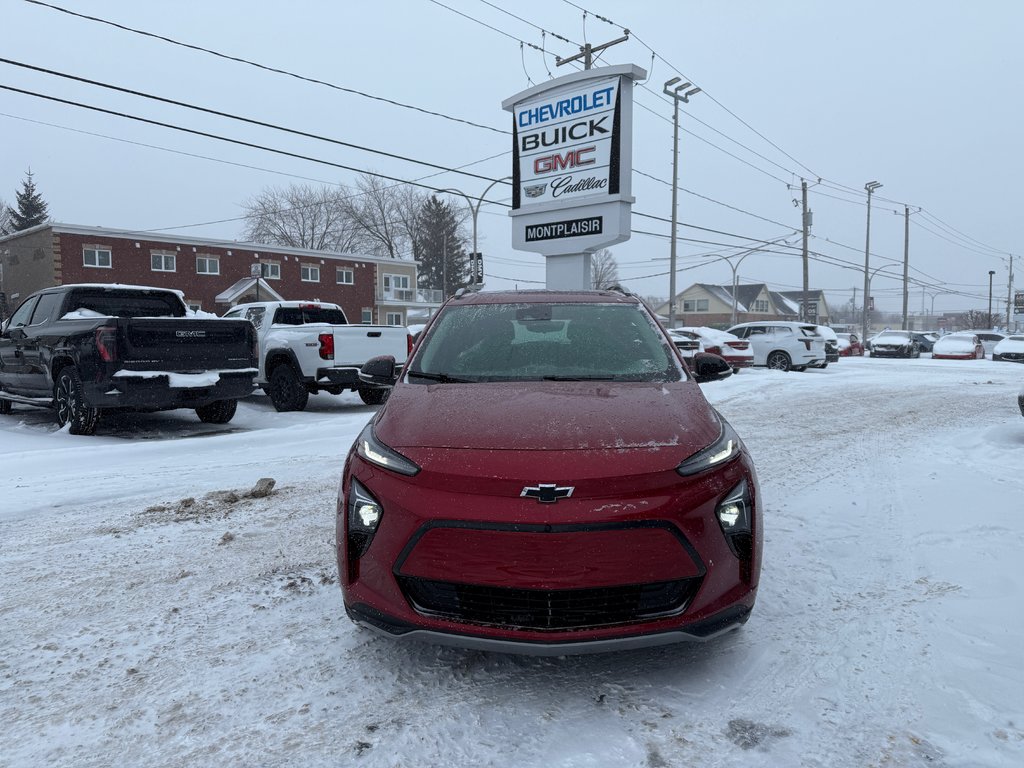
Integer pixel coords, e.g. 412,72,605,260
0,58,510,187
558,0,821,180
475,0,576,45
0,83,515,200
20,0,510,135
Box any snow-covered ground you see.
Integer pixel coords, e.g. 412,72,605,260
2,358,1022,768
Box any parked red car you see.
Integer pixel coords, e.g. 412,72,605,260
836,332,864,357
338,290,762,654
931,332,986,360
675,326,754,372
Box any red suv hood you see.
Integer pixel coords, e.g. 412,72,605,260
375,381,720,453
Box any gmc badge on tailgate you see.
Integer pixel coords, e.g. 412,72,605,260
176,330,207,338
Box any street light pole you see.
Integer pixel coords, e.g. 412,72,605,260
862,181,883,343
664,77,701,329
437,177,511,292
724,236,795,325
988,269,996,328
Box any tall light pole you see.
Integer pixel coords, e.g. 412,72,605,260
437,177,511,292
988,269,996,328
862,181,883,342
664,77,701,329
867,263,901,317
727,237,797,325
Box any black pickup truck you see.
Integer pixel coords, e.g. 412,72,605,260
0,284,257,434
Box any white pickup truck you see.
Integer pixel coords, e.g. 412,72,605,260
223,301,410,410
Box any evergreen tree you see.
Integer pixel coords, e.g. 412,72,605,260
10,170,50,231
0,200,12,236
412,196,470,297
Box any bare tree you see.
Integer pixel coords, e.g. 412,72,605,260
591,248,620,289
339,174,428,259
241,183,363,252
959,308,997,330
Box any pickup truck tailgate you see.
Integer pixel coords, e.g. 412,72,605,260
121,318,255,370
330,325,409,366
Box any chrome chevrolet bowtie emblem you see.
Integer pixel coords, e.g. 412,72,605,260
521,483,574,503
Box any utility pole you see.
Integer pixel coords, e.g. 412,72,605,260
663,77,701,328
902,205,910,330
801,180,810,322
556,33,630,70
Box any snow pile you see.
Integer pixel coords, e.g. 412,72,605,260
1,364,1022,767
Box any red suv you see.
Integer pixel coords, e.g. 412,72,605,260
337,290,762,654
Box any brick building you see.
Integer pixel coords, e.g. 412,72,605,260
0,223,443,323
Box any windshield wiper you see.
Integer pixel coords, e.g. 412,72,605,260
540,375,616,381
406,370,474,383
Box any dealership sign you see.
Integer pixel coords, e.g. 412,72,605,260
503,64,646,274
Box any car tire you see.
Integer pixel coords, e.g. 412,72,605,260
195,399,238,424
358,387,389,406
766,351,792,371
268,364,309,412
0,396,11,415
55,367,99,435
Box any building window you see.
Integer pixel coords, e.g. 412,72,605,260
754,299,769,313
83,246,112,268
196,255,220,275
386,312,403,325
261,261,281,280
682,299,708,312
361,308,373,323
301,264,320,282
151,251,176,272
383,273,412,300
336,267,354,285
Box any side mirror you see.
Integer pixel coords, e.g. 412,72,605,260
692,352,733,383
359,355,397,387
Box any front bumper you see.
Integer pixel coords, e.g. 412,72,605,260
871,346,913,357
345,601,752,655
338,451,762,653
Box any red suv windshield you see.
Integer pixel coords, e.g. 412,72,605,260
410,302,683,382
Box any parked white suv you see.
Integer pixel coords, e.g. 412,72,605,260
726,321,826,371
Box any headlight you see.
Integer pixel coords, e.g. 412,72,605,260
355,421,420,476
348,478,383,558
716,478,754,572
676,416,741,476
716,478,751,533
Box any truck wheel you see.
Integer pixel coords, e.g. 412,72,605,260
55,368,99,435
358,387,389,406
269,365,309,412
196,399,238,424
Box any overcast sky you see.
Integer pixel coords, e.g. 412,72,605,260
1,0,1019,317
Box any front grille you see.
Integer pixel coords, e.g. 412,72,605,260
398,576,700,631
